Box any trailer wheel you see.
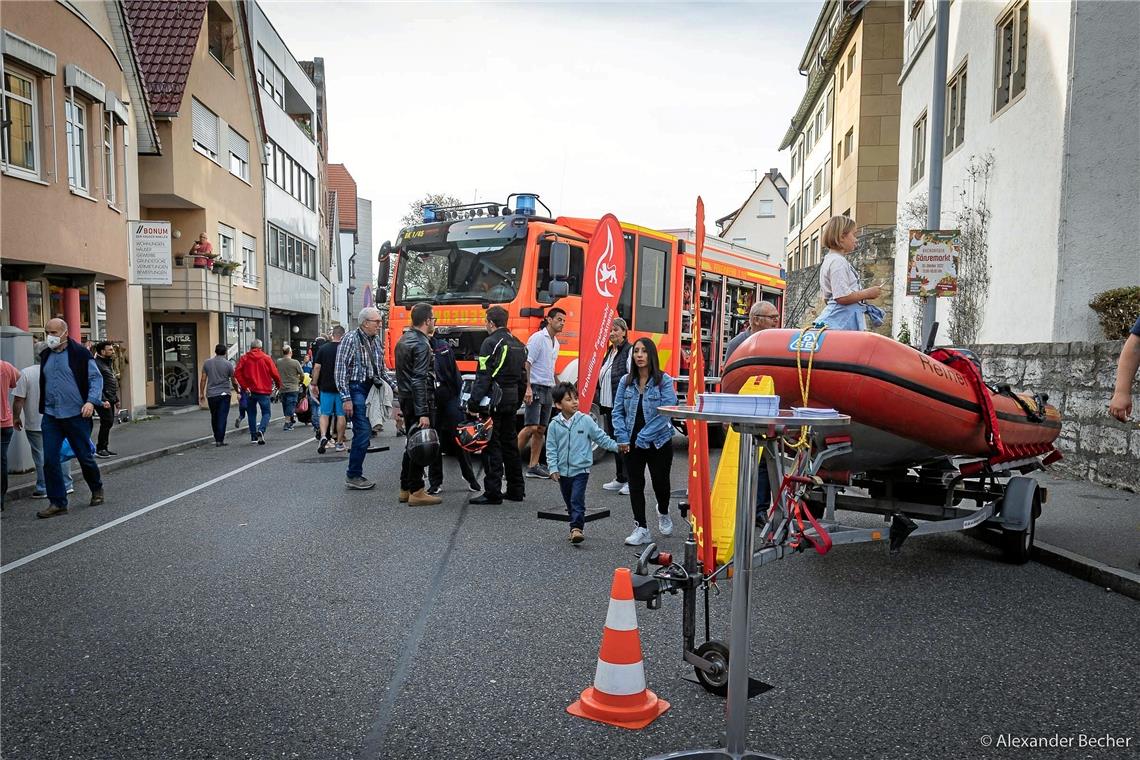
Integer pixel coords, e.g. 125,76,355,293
1001,510,1036,564
999,477,1040,565
694,640,731,697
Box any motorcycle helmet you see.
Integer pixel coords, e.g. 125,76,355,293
456,416,494,454
406,426,441,467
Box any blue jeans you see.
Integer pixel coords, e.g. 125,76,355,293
281,391,298,422
247,393,272,439
346,381,371,479
559,473,589,529
42,414,102,507
207,395,231,443
26,430,74,493
1,427,11,508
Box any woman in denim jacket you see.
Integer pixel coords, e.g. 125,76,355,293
612,338,678,546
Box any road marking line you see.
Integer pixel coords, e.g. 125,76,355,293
0,439,313,576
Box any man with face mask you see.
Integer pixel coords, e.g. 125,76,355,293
35,319,105,518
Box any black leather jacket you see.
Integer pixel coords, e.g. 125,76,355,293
394,328,436,418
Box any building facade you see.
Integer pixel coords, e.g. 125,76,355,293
124,0,267,406
893,0,1140,343
355,196,375,312
327,163,357,328
1,0,149,415
248,1,320,357
715,169,789,265
782,0,903,273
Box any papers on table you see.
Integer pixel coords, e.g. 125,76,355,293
791,406,841,418
697,393,780,417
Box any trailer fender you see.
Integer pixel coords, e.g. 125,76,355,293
997,476,1039,532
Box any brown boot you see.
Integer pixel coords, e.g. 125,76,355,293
407,489,442,506
399,489,410,503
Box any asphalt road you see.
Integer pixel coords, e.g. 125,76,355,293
2,430,1137,760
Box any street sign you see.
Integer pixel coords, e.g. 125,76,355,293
907,229,960,297
130,220,173,286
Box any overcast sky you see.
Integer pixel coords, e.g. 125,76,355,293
264,1,818,252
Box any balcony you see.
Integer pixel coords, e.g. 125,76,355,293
903,0,935,71
143,261,234,313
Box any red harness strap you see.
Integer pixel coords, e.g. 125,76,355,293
765,475,833,555
930,348,1007,459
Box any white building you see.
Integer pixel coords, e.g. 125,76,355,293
355,196,375,312
784,77,835,273
248,1,321,352
715,169,790,267
894,0,1140,343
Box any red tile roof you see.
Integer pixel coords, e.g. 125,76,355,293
328,164,358,232
122,1,206,117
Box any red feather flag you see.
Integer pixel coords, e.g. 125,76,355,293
576,214,626,413
687,198,715,570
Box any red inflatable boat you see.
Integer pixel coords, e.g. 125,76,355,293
721,329,1062,472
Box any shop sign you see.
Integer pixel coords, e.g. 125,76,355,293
130,220,173,286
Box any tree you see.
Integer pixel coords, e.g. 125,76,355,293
399,192,464,229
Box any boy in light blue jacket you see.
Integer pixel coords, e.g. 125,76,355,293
546,382,619,544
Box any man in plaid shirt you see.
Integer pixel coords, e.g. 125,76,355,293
335,307,394,489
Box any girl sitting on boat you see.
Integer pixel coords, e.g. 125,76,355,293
815,215,883,331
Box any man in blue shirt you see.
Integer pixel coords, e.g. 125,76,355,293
36,318,105,518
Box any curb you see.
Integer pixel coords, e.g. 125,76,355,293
6,415,288,503
1033,540,1140,602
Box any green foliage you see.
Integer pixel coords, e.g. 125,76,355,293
1089,286,1140,339
897,318,912,345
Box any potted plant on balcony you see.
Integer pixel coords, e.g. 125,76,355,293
214,260,241,277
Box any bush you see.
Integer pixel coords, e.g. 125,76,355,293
1089,286,1140,339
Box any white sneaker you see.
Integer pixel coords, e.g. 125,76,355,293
602,479,624,492
620,483,630,496
658,512,674,537
624,524,652,546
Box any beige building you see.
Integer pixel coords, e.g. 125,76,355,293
124,0,267,406
782,0,904,272
1,0,149,415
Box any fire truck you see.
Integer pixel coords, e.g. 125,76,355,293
379,193,784,397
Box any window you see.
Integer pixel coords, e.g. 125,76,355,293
824,157,832,182
811,233,820,265
228,127,249,181
847,46,856,79
994,1,1028,113
837,140,843,163
102,113,116,203
241,233,257,286
26,280,45,328
2,68,38,175
806,124,814,148
803,180,812,209
634,240,670,333
839,63,845,90
191,98,219,161
256,44,285,109
815,108,825,139
911,111,928,184
788,198,798,230
64,95,88,191
791,144,800,177
218,224,235,263
844,127,854,159
757,199,774,218
277,231,286,271
813,169,823,203
268,225,279,267
945,64,967,155
825,90,833,126
207,1,234,73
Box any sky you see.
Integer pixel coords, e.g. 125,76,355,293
264,1,820,251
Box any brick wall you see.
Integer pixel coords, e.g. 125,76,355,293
968,340,1138,491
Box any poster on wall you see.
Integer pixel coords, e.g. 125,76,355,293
130,220,173,286
906,229,960,297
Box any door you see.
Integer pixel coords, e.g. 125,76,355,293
153,323,197,405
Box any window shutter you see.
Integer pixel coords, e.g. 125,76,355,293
192,99,218,156
229,128,249,163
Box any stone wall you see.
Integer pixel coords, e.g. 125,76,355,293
967,340,1138,491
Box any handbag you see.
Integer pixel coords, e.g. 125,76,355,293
238,390,249,411
61,438,96,461
296,394,309,414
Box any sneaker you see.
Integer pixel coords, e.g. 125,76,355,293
408,489,443,506
526,465,551,479
234,418,242,429
32,491,47,499
658,512,674,537
465,478,481,493
89,490,105,506
427,484,442,495
334,442,346,453
570,527,585,544
602,479,624,492
346,476,375,490
283,424,293,432
620,483,630,496
624,524,652,546
95,450,113,458
257,432,266,445
36,504,68,519
318,437,328,454
66,488,75,495
469,494,502,505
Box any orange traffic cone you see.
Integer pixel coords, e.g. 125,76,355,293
567,567,670,729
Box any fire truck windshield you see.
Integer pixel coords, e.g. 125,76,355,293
395,238,525,305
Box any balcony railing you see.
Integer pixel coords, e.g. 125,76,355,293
904,0,935,69
143,259,234,313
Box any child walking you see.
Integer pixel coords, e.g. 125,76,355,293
546,382,619,544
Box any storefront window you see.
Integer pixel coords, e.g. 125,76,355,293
26,280,45,328
47,284,92,327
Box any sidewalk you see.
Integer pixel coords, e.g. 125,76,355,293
4,407,285,501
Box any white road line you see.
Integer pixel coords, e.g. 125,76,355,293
0,439,314,576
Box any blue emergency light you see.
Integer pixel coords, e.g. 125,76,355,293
422,204,439,223
514,194,537,216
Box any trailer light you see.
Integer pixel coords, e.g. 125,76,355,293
515,193,537,216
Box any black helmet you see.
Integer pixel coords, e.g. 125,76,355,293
406,427,441,467
456,417,494,454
